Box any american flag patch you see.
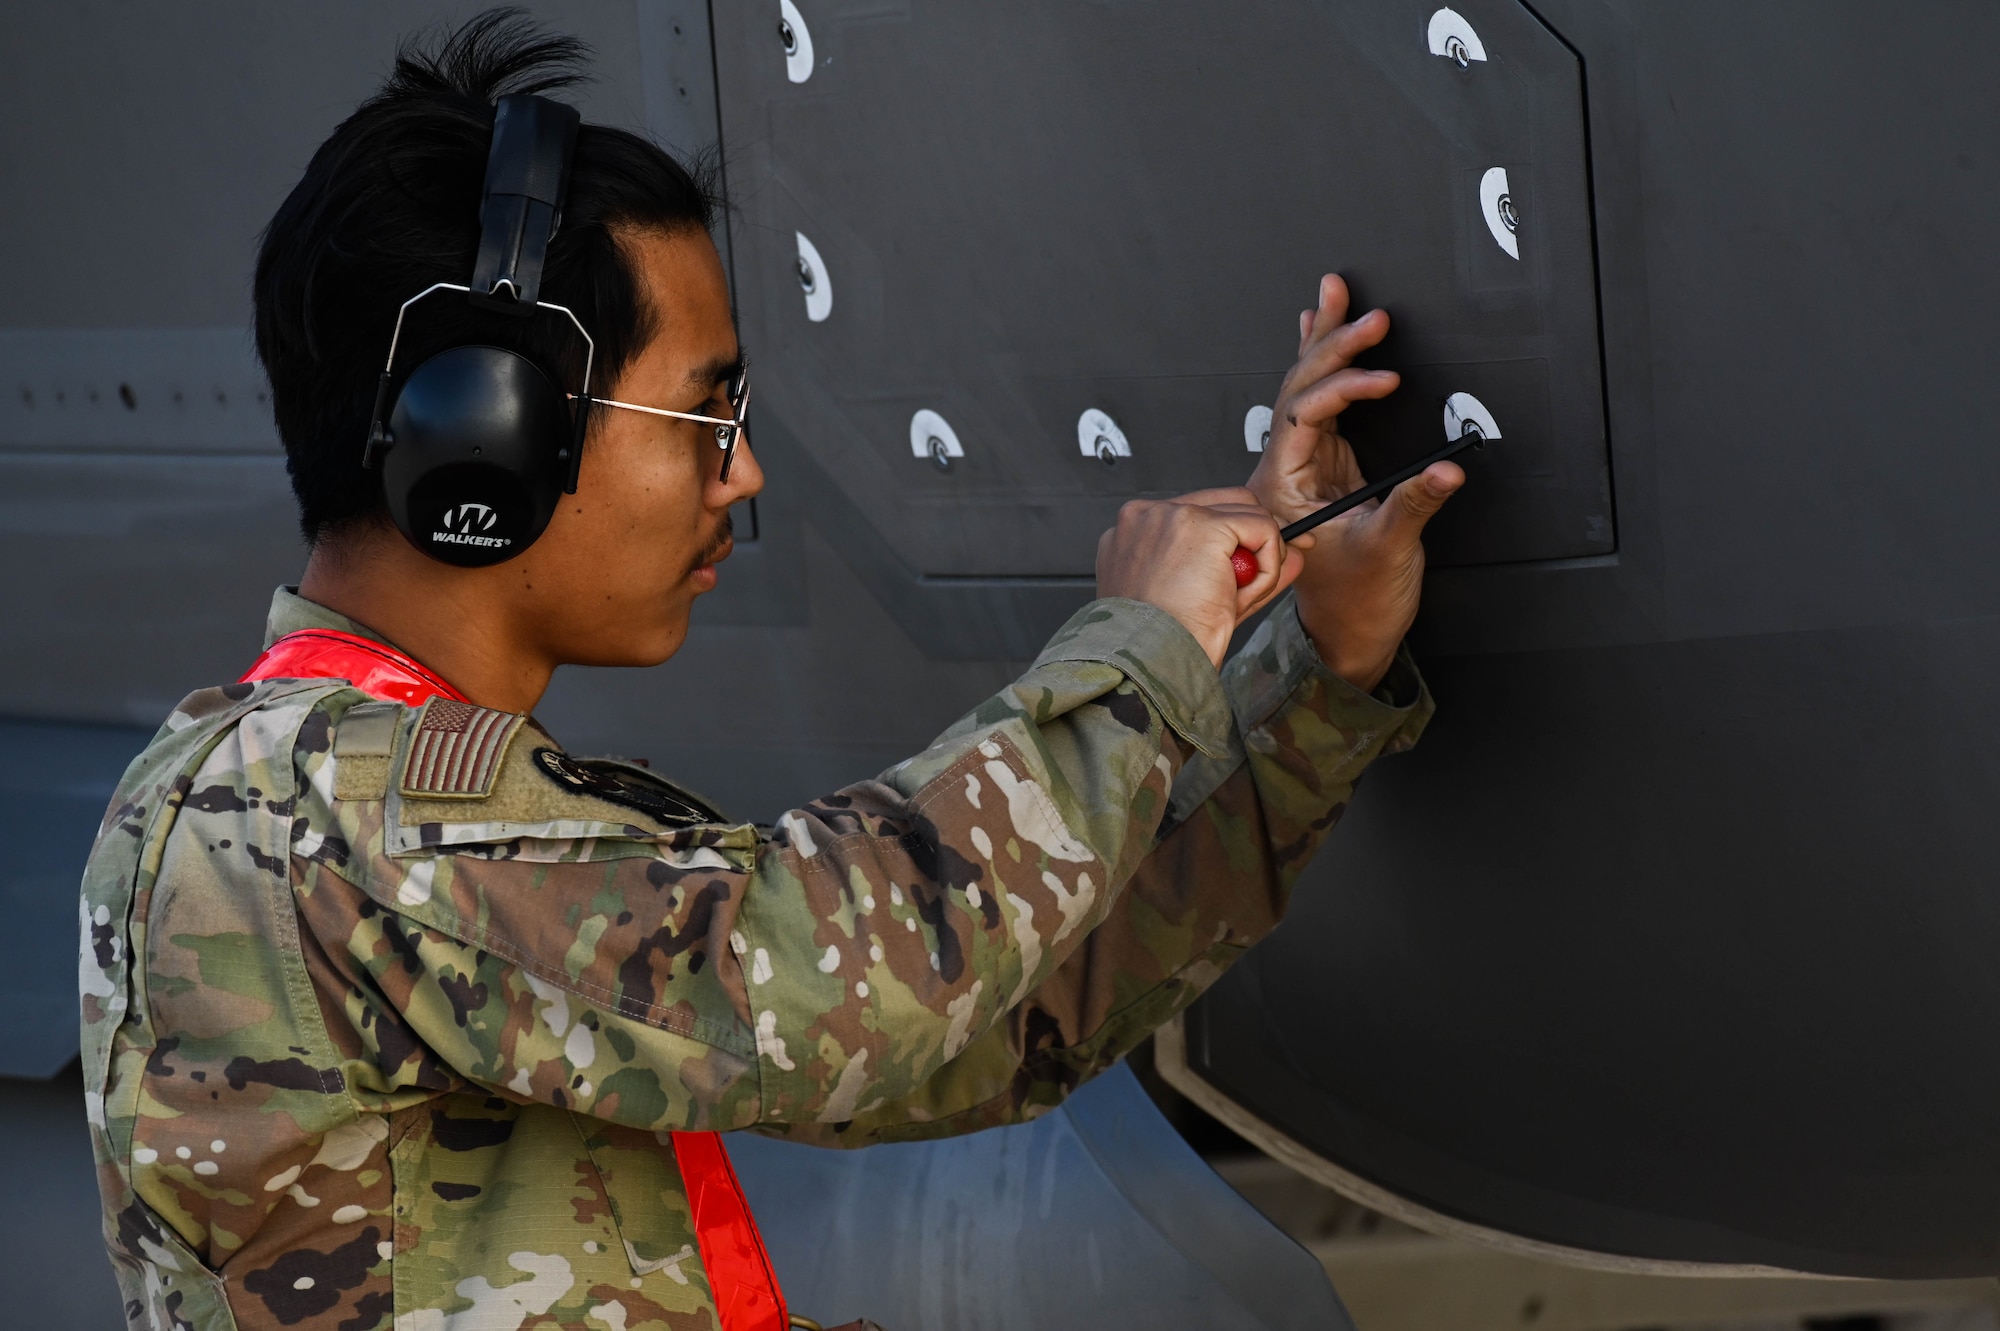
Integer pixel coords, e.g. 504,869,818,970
398,697,525,799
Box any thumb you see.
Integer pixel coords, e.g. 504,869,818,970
1370,461,1464,545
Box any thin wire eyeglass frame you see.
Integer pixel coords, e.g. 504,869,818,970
573,369,752,483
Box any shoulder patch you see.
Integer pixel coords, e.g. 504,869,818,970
398,697,525,799
532,748,723,826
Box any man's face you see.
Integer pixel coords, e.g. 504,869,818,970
510,226,763,667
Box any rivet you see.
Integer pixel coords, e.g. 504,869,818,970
1427,10,1488,67
1479,167,1521,259
795,232,833,321
1243,404,1274,453
1076,408,1130,462
779,0,815,83
1442,391,1502,443
910,408,963,466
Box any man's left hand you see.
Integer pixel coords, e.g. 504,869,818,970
1248,273,1464,693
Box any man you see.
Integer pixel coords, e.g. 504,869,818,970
79,13,1462,1331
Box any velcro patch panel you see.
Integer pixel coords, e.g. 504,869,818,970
332,701,400,758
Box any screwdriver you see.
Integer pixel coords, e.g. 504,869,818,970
1231,432,1485,587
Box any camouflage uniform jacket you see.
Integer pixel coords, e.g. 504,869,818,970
79,586,1432,1331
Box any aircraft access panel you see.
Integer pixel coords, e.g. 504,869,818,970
712,0,1611,609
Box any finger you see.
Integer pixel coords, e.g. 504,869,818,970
1289,276,1353,365
1314,274,1353,337
1204,508,1294,607
1284,307,1394,396
1170,486,1264,509
1236,531,1307,616
1241,543,1305,615
1363,461,1464,547
1298,300,1387,364
1200,501,1295,530
1280,365,1400,433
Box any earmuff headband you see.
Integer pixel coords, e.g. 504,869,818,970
471,95,580,313
372,284,596,415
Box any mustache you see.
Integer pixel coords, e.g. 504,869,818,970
689,512,734,574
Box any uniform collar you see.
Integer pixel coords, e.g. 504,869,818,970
263,585,401,652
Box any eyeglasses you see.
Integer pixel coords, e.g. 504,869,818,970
575,367,752,482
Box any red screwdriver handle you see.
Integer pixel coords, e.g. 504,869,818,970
1230,546,1259,588
1226,432,1486,589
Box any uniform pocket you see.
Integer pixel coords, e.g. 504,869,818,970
573,1118,710,1288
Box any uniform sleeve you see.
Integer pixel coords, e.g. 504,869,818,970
290,598,1251,1134
757,592,1432,1144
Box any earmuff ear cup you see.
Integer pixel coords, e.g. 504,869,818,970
382,345,572,567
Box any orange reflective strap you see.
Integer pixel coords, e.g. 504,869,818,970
241,629,789,1331
240,629,471,706
674,1131,789,1330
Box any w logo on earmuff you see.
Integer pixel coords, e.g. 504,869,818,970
443,503,498,534
431,501,511,551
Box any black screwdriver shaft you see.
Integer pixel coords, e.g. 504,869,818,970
1278,433,1485,542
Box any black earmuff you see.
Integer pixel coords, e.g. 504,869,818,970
361,93,592,568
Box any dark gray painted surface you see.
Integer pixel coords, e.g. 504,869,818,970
0,1066,129,1329
1181,0,2000,1280
0,721,152,1079
732,1062,1352,1331
710,0,1612,615
0,3,659,329
1189,613,2000,1277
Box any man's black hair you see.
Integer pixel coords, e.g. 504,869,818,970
254,8,722,544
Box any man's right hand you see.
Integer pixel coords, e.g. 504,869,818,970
1095,488,1308,669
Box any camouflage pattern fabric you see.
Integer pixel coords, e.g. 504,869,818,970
79,586,1431,1331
